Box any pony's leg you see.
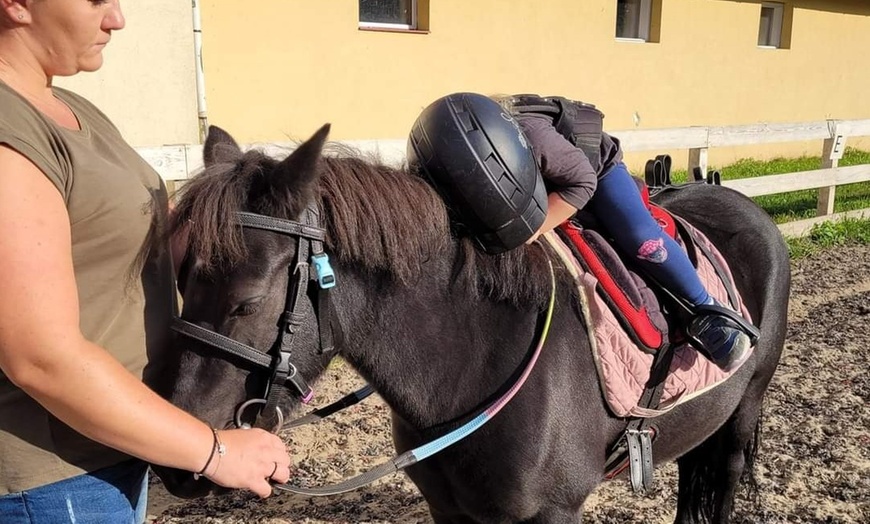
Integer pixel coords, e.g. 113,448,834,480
674,399,762,524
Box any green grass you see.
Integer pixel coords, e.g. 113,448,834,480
784,217,870,259
667,147,870,259
669,147,870,224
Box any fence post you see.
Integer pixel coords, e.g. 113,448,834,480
817,125,846,217
688,147,708,181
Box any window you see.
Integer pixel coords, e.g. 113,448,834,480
359,0,417,30
758,3,784,47
616,0,660,42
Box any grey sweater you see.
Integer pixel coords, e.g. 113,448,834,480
516,111,623,211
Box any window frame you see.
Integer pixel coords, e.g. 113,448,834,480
615,0,652,43
758,2,785,49
359,0,418,31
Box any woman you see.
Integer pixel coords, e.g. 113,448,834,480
506,94,754,372
0,1,291,522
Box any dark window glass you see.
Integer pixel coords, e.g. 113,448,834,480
758,6,776,46
360,0,413,26
616,0,643,38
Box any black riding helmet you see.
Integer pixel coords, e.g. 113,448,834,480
407,92,547,254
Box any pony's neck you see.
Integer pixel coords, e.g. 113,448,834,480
336,259,543,429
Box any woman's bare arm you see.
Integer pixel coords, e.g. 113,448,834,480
0,145,289,497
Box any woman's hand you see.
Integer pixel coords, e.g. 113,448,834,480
203,428,293,498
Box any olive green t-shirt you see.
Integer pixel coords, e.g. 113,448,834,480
0,81,175,494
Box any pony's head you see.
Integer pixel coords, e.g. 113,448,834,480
152,124,335,497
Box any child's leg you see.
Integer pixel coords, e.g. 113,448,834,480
588,163,710,306
588,163,753,371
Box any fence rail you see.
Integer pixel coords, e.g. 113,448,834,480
137,118,870,237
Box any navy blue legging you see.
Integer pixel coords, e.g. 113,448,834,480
587,163,710,306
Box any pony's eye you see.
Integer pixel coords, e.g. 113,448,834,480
230,300,261,317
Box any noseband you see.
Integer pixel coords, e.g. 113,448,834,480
172,206,339,431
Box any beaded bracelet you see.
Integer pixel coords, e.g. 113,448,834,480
193,428,226,480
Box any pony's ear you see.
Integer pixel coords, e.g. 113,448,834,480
273,123,331,191
249,124,330,218
203,125,242,166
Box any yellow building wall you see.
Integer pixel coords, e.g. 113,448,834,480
199,0,870,166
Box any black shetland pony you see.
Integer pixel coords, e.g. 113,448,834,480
150,124,790,523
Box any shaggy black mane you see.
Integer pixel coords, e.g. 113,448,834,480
170,143,555,307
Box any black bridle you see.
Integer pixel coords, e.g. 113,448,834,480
172,206,340,431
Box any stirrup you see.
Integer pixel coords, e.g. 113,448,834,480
689,303,760,345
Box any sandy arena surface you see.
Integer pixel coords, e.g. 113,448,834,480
147,243,870,523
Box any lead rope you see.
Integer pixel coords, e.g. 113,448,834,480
272,258,557,496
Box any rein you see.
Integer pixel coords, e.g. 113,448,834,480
272,258,557,496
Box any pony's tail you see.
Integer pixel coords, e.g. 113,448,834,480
679,411,763,522
681,440,720,522
740,408,763,503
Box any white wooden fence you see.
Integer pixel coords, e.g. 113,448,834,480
137,118,870,237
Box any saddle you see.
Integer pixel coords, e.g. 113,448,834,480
540,180,755,492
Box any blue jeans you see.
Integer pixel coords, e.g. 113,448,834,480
0,460,148,524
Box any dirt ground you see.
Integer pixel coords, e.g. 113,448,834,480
147,243,870,524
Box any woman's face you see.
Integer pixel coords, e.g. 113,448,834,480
26,0,125,76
